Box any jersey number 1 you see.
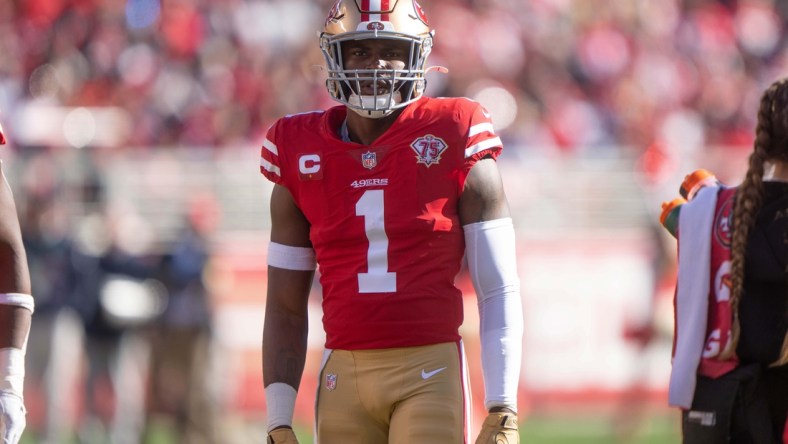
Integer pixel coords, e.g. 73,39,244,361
356,189,396,293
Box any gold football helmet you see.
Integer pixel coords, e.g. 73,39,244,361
320,0,435,118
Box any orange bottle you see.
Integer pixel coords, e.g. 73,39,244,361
660,197,687,238
680,169,719,200
660,169,721,238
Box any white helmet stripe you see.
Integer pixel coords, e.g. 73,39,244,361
361,0,389,22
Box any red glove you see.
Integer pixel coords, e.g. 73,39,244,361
0,121,6,145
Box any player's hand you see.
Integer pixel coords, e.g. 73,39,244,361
475,411,519,444
0,391,26,444
267,426,299,444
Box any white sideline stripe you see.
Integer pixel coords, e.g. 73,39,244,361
260,157,281,176
263,138,278,155
465,137,502,158
469,122,495,137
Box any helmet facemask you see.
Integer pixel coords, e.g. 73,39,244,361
320,30,433,119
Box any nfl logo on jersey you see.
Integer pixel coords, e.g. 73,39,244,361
325,372,337,391
361,151,377,169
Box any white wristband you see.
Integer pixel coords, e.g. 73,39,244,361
268,242,316,271
0,293,34,313
0,348,25,398
265,382,297,432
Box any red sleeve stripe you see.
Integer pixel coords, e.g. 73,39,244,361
465,136,501,158
263,138,278,155
469,122,495,138
260,157,281,177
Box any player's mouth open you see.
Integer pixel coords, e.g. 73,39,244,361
359,80,394,95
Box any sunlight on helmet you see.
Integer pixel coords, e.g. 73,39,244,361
319,0,437,119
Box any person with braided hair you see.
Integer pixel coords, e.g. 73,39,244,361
0,122,34,444
665,77,788,443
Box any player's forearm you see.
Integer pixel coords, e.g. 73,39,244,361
0,243,30,295
262,266,313,387
263,308,309,389
0,306,31,349
262,306,308,434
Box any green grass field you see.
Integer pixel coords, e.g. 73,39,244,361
286,409,682,444
20,408,682,443
518,412,681,443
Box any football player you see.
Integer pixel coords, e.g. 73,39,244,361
260,1,522,443
0,121,34,444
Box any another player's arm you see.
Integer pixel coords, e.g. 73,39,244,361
0,162,32,349
460,157,523,444
263,184,315,438
0,154,34,444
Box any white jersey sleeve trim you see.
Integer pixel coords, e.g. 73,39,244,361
260,157,281,177
267,242,317,271
463,218,523,411
263,138,278,155
469,122,495,137
465,137,502,158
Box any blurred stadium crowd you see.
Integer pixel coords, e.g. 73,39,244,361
1,0,787,442
1,0,787,153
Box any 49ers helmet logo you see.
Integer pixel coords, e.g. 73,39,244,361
413,0,429,25
325,0,345,26
410,134,448,167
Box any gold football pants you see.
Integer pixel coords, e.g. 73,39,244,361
316,341,471,444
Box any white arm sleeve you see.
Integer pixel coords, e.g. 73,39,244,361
464,218,523,412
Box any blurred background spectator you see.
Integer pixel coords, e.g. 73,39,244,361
146,194,219,444
3,0,786,442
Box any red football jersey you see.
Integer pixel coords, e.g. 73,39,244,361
260,96,502,349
